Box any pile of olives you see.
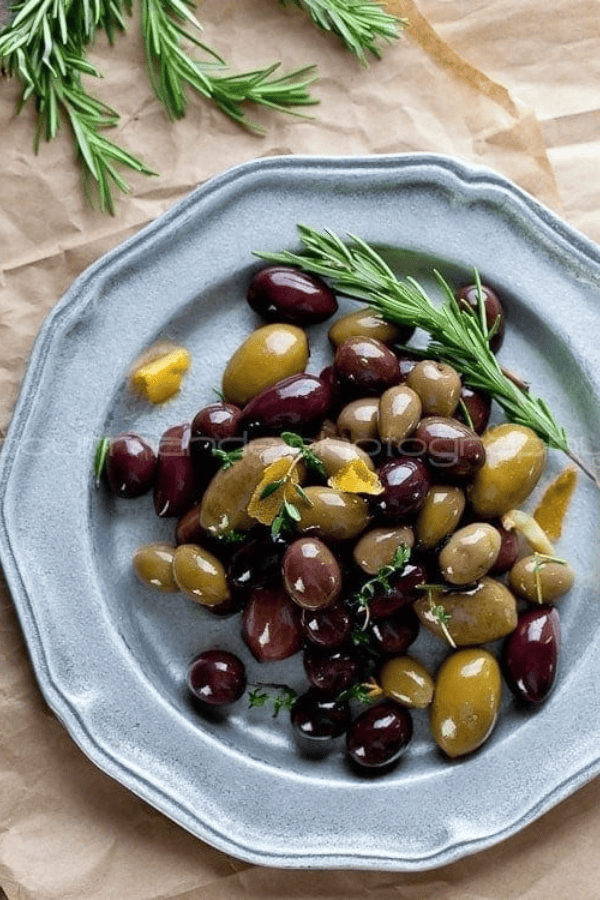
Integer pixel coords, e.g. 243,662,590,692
102,263,574,773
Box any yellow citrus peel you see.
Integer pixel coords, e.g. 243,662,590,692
533,467,578,541
328,459,383,495
131,345,191,403
247,457,302,526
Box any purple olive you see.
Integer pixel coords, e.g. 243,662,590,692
242,586,303,662
187,650,246,706
454,385,492,434
368,562,428,618
282,537,342,610
241,373,333,437
301,601,352,649
106,432,156,498
303,646,362,695
489,522,519,575
502,606,561,703
411,417,486,481
372,458,431,523
291,690,351,744
334,337,401,397
153,424,197,517
346,700,413,770
455,283,505,352
247,265,338,326
369,606,420,656
228,531,287,591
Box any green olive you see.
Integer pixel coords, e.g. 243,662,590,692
310,437,375,477
405,359,462,416
296,486,371,541
414,576,518,646
469,424,547,518
133,543,179,592
328,308,402,348
172,544,231,607
438,522,502,586
352,525,415,575
221,324,309,405
337,398,380,444
379,656,434,708
415,485,466,550
199,438,302,535
377,385,422,445
430,648,502,758
508,554,575,604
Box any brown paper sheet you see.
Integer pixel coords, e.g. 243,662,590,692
1,0,599,897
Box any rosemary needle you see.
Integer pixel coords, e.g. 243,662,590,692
255,225,597,487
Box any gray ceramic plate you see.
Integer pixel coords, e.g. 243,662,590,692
1,154,600,871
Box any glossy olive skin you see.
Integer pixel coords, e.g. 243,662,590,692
247,265,338,325
190,402,242,479
414,576,518,646
106,432,156,498
334,336,401,397
221,323,309,406
489,522,519,575
508,554,575,604
241,586,303,661
469,424,546,518
187,650,246,706
282,537,342,610
502,606,561,703
133,543,179,592
153,424,197,518
346,700,413,771
438,522,502,585
241,373,333,437
328,308,412,349
353,525,415,575
415,485,466,550
378,385,422,446
406,360,462,417
296,486,371,542
309,437,375,477
337,398,380,444
301,601,352,649
368,561,428,618
291,691,351,744
379,656,434,709
172,544,231,607
412,417,486,482
369,607,420,657
430,649,502,758
454,385,492,434
303,646,362,695
455,283,505,353
371,458,431,523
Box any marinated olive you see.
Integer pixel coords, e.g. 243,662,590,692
438,522,502,586
369,607,420,657
346,700,413,771
469,424,546,518
328,308,412,349
247,265,338,325
502,605,561,703
368,561,428,618
133,542,179,592
414,576,518,645
187,650,246,706
190,402,242,479
310,437,375,477
489,522,519,575
353,525,415,575
241,373,333,437
454,384,492,434
106,432,156,498
406,360,462,417
172,544,231,607
291,691,351,745
430,648,502,758
301,602,352,649
455,283,505,352
379,656,434,708
371,458,431,523
334,336,401,397
508,554,575,604
377,385,422,449
337,398,380,445
282,537,342,610
241,586,303,661
415,485,466,550
221,323,309,406
228,531,287,590
303,646,361,695
153,423,197,518
296,486,371,542
411,417,486,481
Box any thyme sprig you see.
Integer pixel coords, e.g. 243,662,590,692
247,683,298,716
281,431,327,477
354,544,412,627
279,0,406,65
255,226,597,486
212,447,244,470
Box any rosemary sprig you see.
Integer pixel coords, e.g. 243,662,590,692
279,0,406,65
256,226,597,486
93,436,111,487
532,552,568,605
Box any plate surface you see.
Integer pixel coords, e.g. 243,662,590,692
1,153,600,870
